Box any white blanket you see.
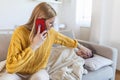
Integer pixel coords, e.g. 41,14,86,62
47,47,85,80
0,60,6,76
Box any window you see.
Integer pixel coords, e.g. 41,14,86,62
76,0,92,27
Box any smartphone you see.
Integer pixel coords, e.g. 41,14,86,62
35,18,46,33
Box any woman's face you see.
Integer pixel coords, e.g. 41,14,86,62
45,17,55,30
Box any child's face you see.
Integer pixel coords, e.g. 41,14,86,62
76,50,92,59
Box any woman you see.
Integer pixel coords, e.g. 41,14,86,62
0,2,92,80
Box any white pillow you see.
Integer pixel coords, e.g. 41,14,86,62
84,54,113,71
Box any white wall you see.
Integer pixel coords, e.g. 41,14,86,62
111,0,120,42
0,0,35,29
59,0,81,39
0,0,60,29
79,27,90,41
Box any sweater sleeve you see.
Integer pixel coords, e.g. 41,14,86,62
54,30,78,48
6,29,34,73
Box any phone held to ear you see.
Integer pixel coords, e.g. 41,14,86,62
35,18,47,33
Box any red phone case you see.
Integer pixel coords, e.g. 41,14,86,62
35,19,46,33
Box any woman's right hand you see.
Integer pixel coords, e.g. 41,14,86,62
30,26,47,51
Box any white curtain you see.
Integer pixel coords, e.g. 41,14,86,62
90,0,120,70
76,0,92,27
90,0,120,44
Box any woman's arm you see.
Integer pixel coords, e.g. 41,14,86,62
54,31,78,48
6,35,35,73
53,29,92,57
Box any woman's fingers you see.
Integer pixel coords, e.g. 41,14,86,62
41,33,47,40
81,48,92,57
36,26,48,40
40,30,48,40
86,50,92,57
37,25,41,35
88,50,92,57
41,30,47,36
43,33,47,38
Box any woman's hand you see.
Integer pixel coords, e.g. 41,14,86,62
30,26,47,51
77,44,92,59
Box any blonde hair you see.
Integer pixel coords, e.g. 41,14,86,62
24,2,56,42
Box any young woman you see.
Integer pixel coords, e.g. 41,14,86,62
0,2,92,80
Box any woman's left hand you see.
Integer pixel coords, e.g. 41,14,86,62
78,45,92,58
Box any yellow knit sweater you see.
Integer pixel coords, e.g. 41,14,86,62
6,26,78,74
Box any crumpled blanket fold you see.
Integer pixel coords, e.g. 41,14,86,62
0,60,6,76
47,47,86,80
